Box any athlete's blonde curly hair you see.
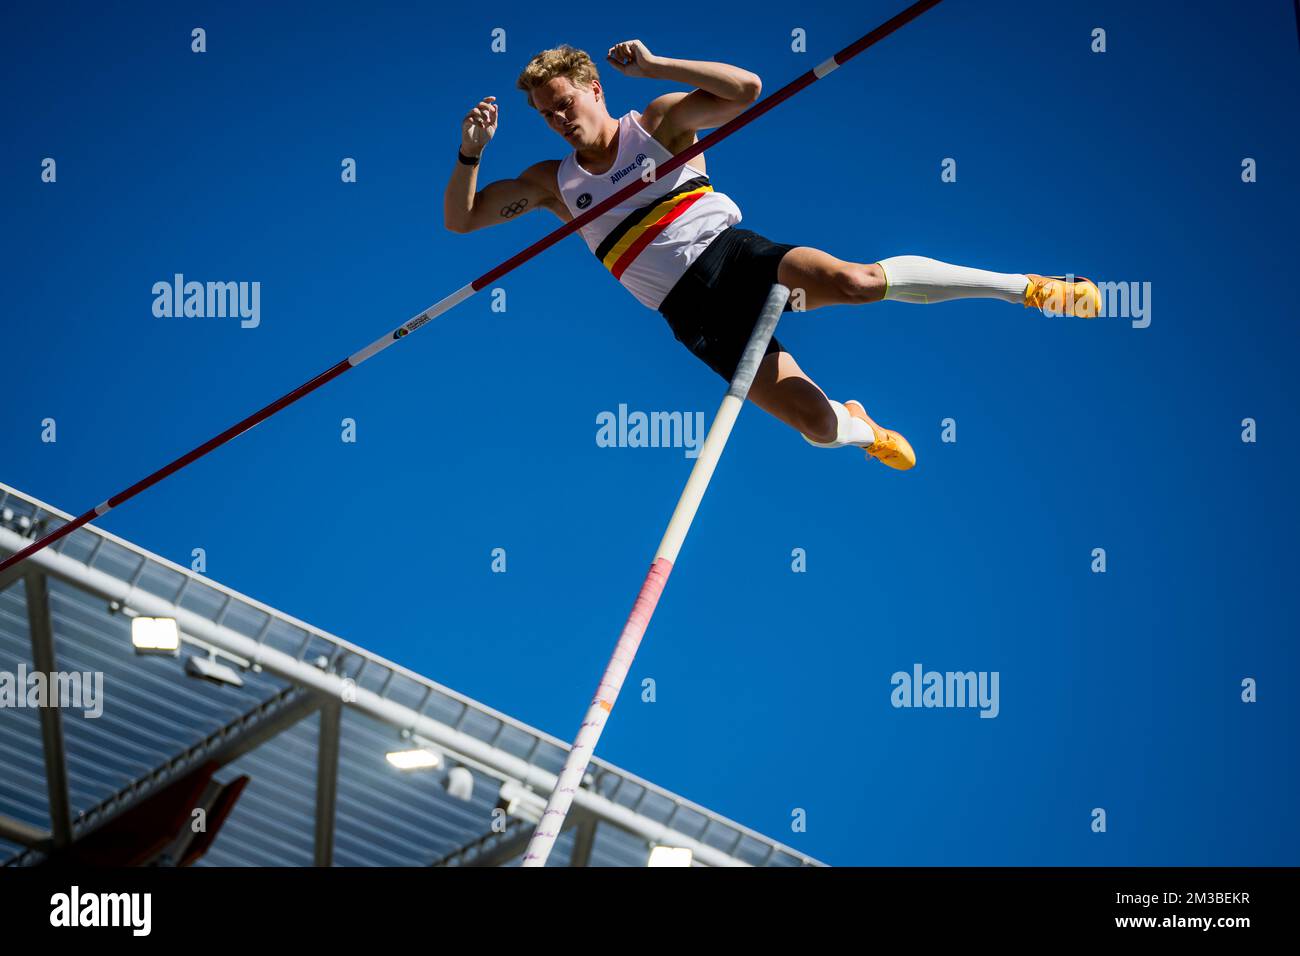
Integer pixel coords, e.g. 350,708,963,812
516,44,602,109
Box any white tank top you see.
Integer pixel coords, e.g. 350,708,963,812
556,110,743,310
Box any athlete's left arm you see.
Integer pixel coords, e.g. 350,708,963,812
609,40,761,144
641,84,760,148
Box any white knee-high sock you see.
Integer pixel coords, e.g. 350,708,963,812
878,255,1029,305
803,400,874,449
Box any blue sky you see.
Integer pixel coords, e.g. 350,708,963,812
2,0,1298,865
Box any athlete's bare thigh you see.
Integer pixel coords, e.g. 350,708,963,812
776,246,886,310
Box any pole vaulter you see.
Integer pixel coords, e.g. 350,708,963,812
0,0,946,577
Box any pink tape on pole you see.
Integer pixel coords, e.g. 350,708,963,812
593,557,674,709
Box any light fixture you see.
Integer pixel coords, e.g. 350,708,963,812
0,508,33,534
444,766,474,802
185,653,244,687
386,748,442,771
647,845,693,867
496,780,547,824
131,616,180,655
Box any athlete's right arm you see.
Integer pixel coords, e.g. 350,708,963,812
443,162,560,234
444,95,565,233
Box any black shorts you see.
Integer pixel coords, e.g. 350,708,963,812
657,227,799,381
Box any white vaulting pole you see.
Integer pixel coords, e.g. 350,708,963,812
522,283,791,867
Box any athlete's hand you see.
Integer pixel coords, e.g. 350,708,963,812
606,40,659,78
461,97,498,156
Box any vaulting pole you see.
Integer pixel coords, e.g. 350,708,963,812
520,0,945,868
521,283,790,866
1,0,943,577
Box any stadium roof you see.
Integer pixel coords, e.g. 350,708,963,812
0,482,823,867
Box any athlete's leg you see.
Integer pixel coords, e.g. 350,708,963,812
746,350,840,442
776,246,1027,308
775,247,1099,317
776,247,888,310
745,349,915,469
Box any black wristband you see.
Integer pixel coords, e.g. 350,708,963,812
457,149,481,166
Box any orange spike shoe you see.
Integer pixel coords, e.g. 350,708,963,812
1024,274,1101,318
843,400,916,471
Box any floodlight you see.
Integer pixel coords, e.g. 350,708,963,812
131,616,180,654
647,845,693,867
386,748,442,771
